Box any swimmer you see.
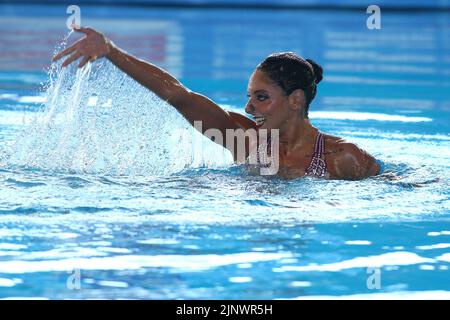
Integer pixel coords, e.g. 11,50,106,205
53,26,383,180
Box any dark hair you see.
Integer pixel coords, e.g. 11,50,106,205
256,52,323,118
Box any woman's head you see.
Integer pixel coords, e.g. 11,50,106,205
255,52,323,119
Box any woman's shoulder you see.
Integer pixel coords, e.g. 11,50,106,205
322,133,379,179
321,133,365,155
322,133,349,153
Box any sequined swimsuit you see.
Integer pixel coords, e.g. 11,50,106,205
304,132,327,178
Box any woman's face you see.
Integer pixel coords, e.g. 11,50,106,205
245,69,293,130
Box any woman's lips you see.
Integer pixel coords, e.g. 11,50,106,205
254,116,265,127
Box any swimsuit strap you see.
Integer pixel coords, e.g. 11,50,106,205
305,132,327,177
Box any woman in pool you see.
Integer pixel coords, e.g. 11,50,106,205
53,26,382,180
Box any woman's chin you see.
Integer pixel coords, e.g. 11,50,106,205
256,122,267,130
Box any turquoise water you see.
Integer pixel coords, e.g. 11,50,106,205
0,4,449,299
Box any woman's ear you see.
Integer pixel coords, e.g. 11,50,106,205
288,89,306,112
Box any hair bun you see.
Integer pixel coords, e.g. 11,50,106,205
306,58,323,84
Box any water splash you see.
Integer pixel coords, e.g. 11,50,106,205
7,44,231,176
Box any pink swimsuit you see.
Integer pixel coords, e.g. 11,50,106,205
305,132,327,177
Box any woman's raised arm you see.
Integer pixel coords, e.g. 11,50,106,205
53,26,255,158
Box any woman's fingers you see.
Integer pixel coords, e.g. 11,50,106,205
73,26,93,35
61,51,82,68
78,55,90,69
52,41,79,62
78,54,98,69
53,26,101,68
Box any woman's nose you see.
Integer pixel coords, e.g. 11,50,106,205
245,100,255,114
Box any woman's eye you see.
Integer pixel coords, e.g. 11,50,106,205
257,95,268,101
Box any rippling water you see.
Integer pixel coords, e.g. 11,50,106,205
0,4,449,299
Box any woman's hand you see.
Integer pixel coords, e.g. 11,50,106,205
52,26,112,68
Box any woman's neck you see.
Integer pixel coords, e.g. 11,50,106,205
279,116,317,152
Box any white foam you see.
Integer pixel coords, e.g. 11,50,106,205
0,252,291,273
310,111,432,122
0,110,34,126
345,240,372,245
137,239,179,245
289,290,450,300
428,231,450,237
97,280,129,288
416,243,450,250
18,96,47,104
272,252,434,272
435,253,450,263
0,243,27,250
229,277,252,283
0,278,22,287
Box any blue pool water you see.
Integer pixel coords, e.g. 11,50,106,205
0,4,449,299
